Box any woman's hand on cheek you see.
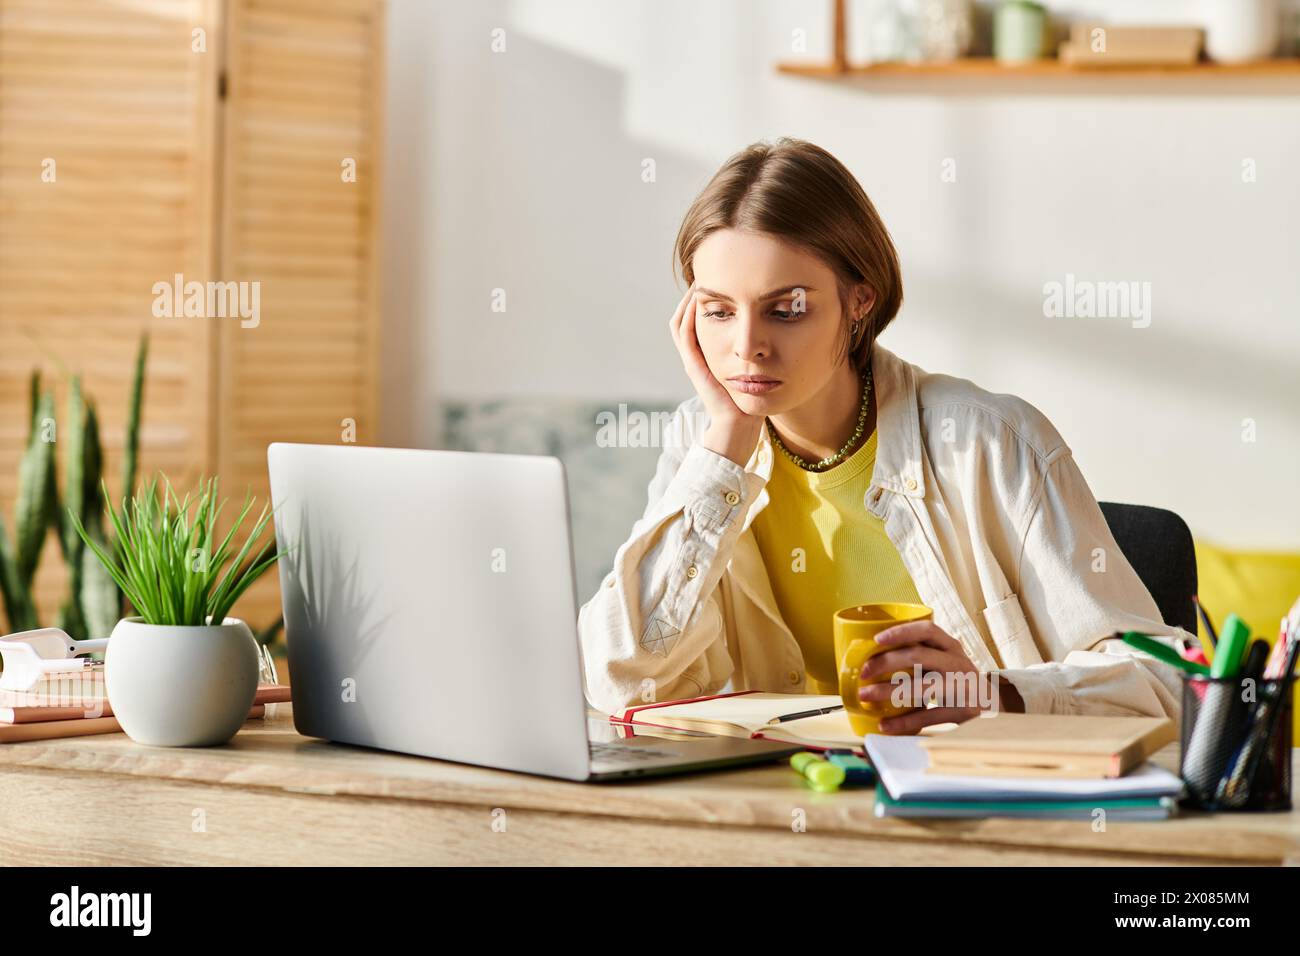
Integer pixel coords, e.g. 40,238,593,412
671,287,754,423
855,620,1024,733
670,286,763,465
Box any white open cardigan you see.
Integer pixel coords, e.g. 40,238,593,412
577,345,1189,721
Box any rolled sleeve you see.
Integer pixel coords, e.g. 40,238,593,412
578,405,766,715
655,442,762,630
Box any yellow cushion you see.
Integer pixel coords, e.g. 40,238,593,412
1194,539,1300,741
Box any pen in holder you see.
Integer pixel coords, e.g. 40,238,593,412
1179,673,1293,812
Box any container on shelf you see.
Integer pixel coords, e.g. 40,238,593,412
994,0,1047,64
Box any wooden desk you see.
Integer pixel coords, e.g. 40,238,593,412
1,704,1296,866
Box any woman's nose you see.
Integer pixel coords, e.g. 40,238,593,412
733,312,769,359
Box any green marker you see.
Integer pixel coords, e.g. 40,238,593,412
1210,614,1251,678
1120,632,1210,676
790,752,845,792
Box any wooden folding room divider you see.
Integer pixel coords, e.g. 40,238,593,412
0,0,385,635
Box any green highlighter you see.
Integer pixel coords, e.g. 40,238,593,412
790,752,845,792
1209,614,1251,678
1119,631,1210,676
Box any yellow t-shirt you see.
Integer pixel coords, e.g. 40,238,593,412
751,427,922,694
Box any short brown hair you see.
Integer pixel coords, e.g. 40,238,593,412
673,137,903,376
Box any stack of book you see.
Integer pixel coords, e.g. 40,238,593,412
0,664,291,743
866,714,1184,820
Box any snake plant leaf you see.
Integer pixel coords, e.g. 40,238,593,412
44,433,66,564
80,516,123,638
83,399,105,511
123,332,148,500
68,497,138,619
15,392,56,585
0,512,37,633
75,400,106,563
55,592,87,641
62,377,86,559
28,369,41,443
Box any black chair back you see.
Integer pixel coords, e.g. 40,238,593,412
1099,501,1198,635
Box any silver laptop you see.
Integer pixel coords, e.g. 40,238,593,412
266,442,801,781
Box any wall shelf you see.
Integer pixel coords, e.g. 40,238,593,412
783,0,1300,93
776,56,1300,96
778,57,1300,79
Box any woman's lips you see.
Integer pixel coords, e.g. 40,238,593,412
727,378,782,395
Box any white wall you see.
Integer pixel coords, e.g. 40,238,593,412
381,0,1300,550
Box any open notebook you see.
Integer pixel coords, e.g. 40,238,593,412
610,690,955,752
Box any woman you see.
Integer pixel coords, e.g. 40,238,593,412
578,138,1187,731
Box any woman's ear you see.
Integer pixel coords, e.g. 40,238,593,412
854,283,877,321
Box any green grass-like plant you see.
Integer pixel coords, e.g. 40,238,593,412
69,474,282,627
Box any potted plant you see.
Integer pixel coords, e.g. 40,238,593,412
69,474,282,746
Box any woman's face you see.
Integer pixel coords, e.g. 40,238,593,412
690,228,861,417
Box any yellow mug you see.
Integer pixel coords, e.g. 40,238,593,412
834,602,932,736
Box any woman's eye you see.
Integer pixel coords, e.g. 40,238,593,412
700,307,802,321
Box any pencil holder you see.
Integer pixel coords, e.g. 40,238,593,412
1178,674,1293,812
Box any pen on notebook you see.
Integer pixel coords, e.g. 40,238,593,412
772,704,844,724
1192,595,1218,661
1119,632,1210,676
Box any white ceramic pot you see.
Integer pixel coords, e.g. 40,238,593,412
106,616,260,747
1202,0,1279,63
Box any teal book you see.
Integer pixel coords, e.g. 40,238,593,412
873,786,1177,820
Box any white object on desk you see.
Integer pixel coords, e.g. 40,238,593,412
0,628,107,691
